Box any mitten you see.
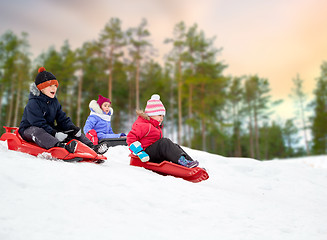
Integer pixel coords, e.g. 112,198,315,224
129,141,150,162
136,151,150,162
120,133,126,137
55,132,68,142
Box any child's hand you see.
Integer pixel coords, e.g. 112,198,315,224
136,151,150,162
129,141,150,162
74,129,81,137
71,126,81,137
55,132,68,142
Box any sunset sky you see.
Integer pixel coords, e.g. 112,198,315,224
1,0,327,121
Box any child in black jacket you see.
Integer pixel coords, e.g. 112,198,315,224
19,67,108,154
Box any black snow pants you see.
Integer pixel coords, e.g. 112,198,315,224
144,138,194,164
22,126,93,150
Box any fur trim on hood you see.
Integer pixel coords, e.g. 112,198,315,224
136,109,150,120
30,83,41,96
89,100,113,122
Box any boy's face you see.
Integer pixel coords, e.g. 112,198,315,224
101,102,111,114
151,115,164,124
41,85,57,98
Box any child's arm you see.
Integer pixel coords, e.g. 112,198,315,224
126,122,149,145
126,122,151,162
98,132,122,139
97,121,121,139
55,102,75,131
129,141,149,162
83,115,97,134
25,100,56,135
54,102,81,137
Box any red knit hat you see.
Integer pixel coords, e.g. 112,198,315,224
97,95,111,107
144,94,166,116
35,67,59,90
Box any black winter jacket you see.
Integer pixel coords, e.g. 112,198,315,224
18,83,75,138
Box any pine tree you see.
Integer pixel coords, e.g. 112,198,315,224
260,121,286,160
127,18,152,111
0,31,31,128
311,62,327,154
244,75,271,159
227,77,244,156
164,21,186,144
75,40,107,126
100,18,126,100
283,119,299,157
290,74,310,154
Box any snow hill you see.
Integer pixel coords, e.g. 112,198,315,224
0,141,326,240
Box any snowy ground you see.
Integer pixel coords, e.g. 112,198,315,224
0,140,326,240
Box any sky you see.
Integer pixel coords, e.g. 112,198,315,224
0,140,326,239
1,0,327,121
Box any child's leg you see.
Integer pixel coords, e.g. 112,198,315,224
23,126,59,149
71,133,94,148
175,144,194,161
145,138,185,164
66,132,109,155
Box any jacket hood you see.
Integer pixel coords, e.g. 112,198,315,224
136,109,163,128
30,83,41,96
136,109,150,120
29,82,56,102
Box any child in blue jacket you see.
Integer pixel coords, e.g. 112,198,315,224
83,95,126,143
19,67,109,154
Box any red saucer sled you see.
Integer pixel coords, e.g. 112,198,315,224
130,154,209,183
0,126,106,163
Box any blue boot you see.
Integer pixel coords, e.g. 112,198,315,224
178,156,199,168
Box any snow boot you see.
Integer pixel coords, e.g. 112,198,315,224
178,156,199,168
93,142,109,155
56,140,78,153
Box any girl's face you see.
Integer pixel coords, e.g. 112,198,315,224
101,102,111,114
41,85,57,98
151,115,164,124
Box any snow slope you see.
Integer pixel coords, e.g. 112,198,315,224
0,141,326,240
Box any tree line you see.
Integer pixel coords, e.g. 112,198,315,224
1,18,326,160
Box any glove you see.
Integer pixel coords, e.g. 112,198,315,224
129,141,150,162
55,132,68,142
120,133,126,137
75,129,81,137
71,126,81,137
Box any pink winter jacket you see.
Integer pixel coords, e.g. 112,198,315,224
126,111,163,149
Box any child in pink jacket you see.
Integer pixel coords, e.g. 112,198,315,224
127,94,199,168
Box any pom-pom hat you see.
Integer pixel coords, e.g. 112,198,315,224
97,95,111,107
144,94,166,116
35,67,59,90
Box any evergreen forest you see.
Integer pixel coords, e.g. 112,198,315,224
1,18,326,160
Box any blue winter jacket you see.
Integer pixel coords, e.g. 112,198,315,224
83,100,121,140
19,83,75,138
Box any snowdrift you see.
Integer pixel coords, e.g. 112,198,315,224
0,140,326,240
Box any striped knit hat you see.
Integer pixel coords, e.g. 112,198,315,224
144,94,166,116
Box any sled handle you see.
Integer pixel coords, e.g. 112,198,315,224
3,126,19,134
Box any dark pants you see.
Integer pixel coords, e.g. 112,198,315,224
22,126,93,150
145,138,193,164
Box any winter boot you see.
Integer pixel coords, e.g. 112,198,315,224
56,140,78,154
93,142,109,155
178,156,199,168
